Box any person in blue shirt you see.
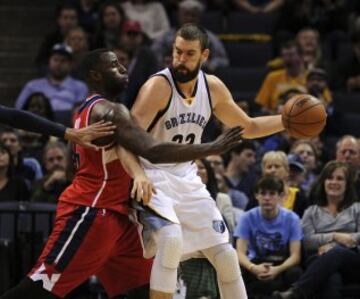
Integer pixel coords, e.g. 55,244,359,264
235,175,303,297
16,44,88,112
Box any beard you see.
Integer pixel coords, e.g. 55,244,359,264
171,61,201,83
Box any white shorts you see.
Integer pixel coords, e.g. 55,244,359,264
134,163,229,256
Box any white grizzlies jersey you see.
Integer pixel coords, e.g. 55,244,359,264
140,67,212,174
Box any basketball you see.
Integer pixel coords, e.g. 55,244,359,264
282,94,327,138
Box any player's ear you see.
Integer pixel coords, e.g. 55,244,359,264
89,70,102,82
201,48,210,63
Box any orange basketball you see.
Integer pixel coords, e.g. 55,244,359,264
282,94,327,138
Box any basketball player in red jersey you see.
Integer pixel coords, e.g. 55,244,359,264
0,49,242,299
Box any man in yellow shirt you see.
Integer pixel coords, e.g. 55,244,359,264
256,41,331,113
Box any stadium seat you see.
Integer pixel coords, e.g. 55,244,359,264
224,42,272,67
200,11,224,34
333,93,360,114
227,12,279,34
215,67,266,93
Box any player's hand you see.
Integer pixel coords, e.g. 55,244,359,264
65,121,116,149
131,174,156,205
211,126,243,154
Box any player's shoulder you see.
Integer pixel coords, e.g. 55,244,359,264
204,73,229,97
137,74,172,105
204,73,227,89
145,74,172,91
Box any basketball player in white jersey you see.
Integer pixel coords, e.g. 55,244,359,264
131,24,285,299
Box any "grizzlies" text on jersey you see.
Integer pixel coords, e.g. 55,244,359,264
165,112,207,130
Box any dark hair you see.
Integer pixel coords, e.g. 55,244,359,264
176,23,209,50
0,141,14,178
280,40,303,56
199,159,218,200
254,175,284,194
223,140,256,167
0,127,20,140
22,92,54,121
309,161,357,210
80,48,109,81
56,3,78,18
99,0,125,30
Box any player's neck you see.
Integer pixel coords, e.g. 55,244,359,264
177,77,198,98
89,87,117,101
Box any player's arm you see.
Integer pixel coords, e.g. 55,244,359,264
131,75,171,130
207,75,285,139
116,146,155,205
90,101,242,164
0,105,115,149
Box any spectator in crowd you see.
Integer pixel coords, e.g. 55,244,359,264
117,20,158,108
296,27,322,69
274,161,360,299
0,128,42,190
290,140,319,196
224,140,257,200
287,153,307,190
64,26,90,79
269,28,325,71
0,141,29,202
20,92,54,161
31,141,70,203
151,0,229,73
335,134,360,192
71,0,100,35
296,28,324,70
232,0,284,14
257,41,331,114
256,41,307,114
306,68,332,106
236,175,303,297
247,151,308,217
334,33,360,91
16,44,88,112
335,135,359,167
206,154,249,211
93,0,126,49
121,0,170,40
36,4,78,70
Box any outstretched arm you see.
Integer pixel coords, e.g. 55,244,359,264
208,75,285,139
0,105,115,149
90,101,242,164
0,105,67,137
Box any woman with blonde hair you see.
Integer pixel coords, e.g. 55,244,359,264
261,151,308,217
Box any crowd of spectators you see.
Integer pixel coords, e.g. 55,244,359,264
1,0,360,298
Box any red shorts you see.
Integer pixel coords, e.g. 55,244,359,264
28,202,152,298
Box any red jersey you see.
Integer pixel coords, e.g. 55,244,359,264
60,95,132,215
